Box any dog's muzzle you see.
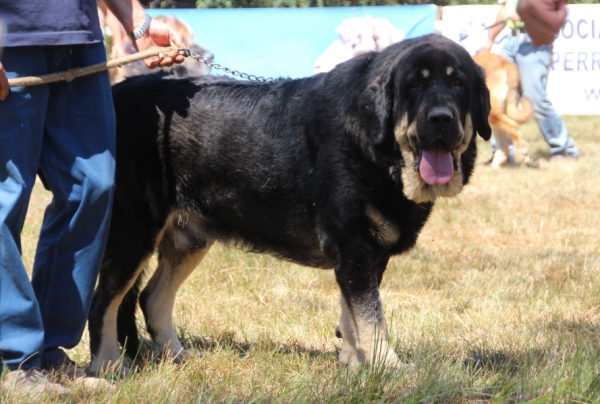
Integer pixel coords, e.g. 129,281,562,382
412,106,461,186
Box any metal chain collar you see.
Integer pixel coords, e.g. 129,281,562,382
177,48,278,83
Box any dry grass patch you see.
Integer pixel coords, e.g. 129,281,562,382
2,115,600,403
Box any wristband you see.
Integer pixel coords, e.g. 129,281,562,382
128,14,152,42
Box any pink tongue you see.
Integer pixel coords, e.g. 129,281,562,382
419,145,454,185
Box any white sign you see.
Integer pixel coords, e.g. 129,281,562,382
441,4,600,115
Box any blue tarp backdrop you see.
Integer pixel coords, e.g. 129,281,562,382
147,6,437,79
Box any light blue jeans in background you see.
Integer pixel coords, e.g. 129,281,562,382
0,43,115,371
493,34,579,159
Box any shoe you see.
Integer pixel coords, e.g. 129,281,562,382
45,360,115,391
550,151,579,162
1,368,71,398
44,360,86,381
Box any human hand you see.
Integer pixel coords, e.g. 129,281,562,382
110,41,128,59
517,0,568,46
0,62,9,101
133,17,186,69
480,40,493,53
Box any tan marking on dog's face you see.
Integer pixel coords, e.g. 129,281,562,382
365,204,401,247
455,113,473,161
421,69,430,78
394,111,473,204
446,66,454,76
394,113,417,152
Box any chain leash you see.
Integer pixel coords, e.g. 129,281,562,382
177,48,278,83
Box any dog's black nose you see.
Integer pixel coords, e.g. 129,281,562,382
428,107,453,125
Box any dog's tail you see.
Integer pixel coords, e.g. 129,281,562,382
505,63,534,124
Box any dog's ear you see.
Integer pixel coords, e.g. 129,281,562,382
356,73,394,145
471,65,492,141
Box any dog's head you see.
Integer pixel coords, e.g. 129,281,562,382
351,35,491,203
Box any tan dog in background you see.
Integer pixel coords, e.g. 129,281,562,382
473,51,533,168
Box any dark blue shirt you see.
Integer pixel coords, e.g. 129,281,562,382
0,0,103,47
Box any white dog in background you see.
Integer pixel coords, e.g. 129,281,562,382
314,16,405,74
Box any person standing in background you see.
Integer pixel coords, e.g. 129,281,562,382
0,0,183,398
482,0,579,161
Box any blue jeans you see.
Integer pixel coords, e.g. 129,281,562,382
0,43,116,371
500,34,579,158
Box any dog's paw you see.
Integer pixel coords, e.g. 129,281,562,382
491,149,508,169
336,340,364,368
89,356,131,379
152,343,195,365
339,339,404,369
339,345,364,368
375,348,403,368
514,145,531,167
171,348,190,364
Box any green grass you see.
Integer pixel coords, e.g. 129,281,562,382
2,115,600,403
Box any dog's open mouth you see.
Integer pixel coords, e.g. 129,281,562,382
413,140,456,185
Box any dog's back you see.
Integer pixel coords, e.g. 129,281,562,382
108,71,362,274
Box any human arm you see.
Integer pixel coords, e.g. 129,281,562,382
102,0,185,68
481,7,510,52
0,62,8,100
98,0,129,59
517,0,568,46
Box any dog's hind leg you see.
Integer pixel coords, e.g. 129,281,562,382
89,250,154,376
117,274,144,356
88,197,165,376
140,221,212,364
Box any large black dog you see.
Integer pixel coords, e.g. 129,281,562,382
88,34,491,374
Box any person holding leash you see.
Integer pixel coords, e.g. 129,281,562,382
482,0,579,161
0,0,183,397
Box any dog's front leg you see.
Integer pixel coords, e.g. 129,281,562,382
334,250,400,368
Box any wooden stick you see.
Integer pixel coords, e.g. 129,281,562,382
8,46,178,88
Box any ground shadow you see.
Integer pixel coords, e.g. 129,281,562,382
126,329,339,372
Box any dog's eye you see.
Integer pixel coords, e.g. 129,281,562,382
453,78,464,88
410,79,421,89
